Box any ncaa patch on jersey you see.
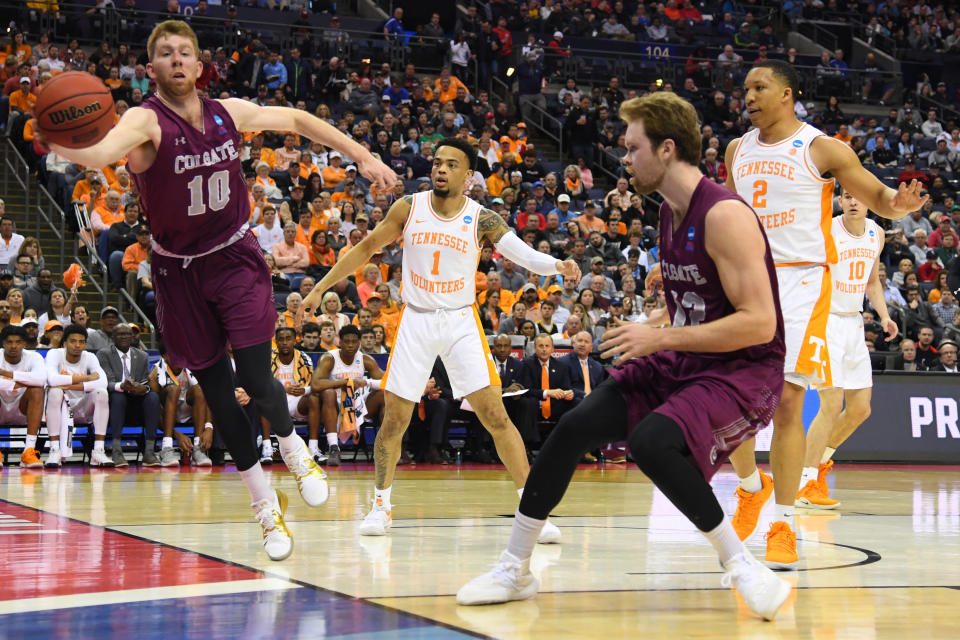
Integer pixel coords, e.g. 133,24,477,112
792,139,803,148
463,215,473,224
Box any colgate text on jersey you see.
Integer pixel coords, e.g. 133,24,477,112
174,139,239,174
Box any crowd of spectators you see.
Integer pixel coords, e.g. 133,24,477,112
0,3,958,467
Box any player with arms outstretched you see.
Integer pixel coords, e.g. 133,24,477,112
302,137,579,541
796,186,897,509
724,60,926,567
43,20,397,561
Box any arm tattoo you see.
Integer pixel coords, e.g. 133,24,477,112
477,207,510,244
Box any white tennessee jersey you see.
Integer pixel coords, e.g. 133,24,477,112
732,122,838,266
154,361,197,405
0,350,46,403
45,349,108,402
400,191,482,310
326,348,365,404
830,216,883,314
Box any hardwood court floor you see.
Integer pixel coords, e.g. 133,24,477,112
0,461,957,639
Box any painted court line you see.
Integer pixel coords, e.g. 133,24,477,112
0,577,299,615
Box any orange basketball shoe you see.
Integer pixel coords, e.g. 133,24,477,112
732,470,774,541
20,447,43,469
795,480,840,509
764,521,799,569
817,460,835,495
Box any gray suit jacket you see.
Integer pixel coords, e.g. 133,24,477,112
97,346,150,389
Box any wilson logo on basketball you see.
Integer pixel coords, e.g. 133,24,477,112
48,102,103,125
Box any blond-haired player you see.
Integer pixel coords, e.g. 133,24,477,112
725,60,926,567
796,186,897,509
303,137,580,541
42,20,397,561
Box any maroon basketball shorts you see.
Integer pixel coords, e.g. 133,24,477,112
152,231,277,370
608,351,784,481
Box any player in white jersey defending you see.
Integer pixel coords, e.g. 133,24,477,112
725,60,926,567
312,324,385,462
45,324,112,467
796,186,897,509
302,138,580,539
0,325,48,469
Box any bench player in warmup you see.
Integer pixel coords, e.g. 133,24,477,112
1,325,49,469
725,60,926,567
44,325,111,467
43,20,396,560
796,185,897,509
302,137,579,541
459,92,793,621
312,324,385,463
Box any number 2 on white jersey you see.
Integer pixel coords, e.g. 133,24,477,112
186,170,231,216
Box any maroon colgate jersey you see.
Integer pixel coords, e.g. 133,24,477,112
130,96,248,256
658,177,785,364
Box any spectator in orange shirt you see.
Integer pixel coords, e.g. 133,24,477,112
321,152,347,188
486,163,508,197
433,75,459,103
833,123,852,146
293,210,315,248
7,32,31,63
331,179,357,205
254,161,283,199
309,230,336,266
363,292,398,347
90,189,125,238
9,76,35,113
121,225,150,287
299,152,320,179
577,201,607,235
307,192,335,231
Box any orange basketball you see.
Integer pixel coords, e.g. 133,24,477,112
35,71,115,149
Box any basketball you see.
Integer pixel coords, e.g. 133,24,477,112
34,71,115,149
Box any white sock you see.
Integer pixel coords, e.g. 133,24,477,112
800,466,818,486
262,440,273,454
821,447,836,464
308,438,319,454
374,485,392,509
162,437,173,449
506,509,544,562
738,468,763,493
25,434,37,449
774,504,795,530
703,520,746,566
93,440,104,452
326,432,338,447
240,463,275,505
193,436,200,446
277,432,302,456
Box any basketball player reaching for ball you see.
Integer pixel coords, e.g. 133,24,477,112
724,61,926,568
458,93,792,620
302,137,580,542
43,21,397,561
796,186,897,509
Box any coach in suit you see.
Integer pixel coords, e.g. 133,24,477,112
522,333,575,422
491,333,538,446
97,323,160,467
562,330,606,403
409,357,458,464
